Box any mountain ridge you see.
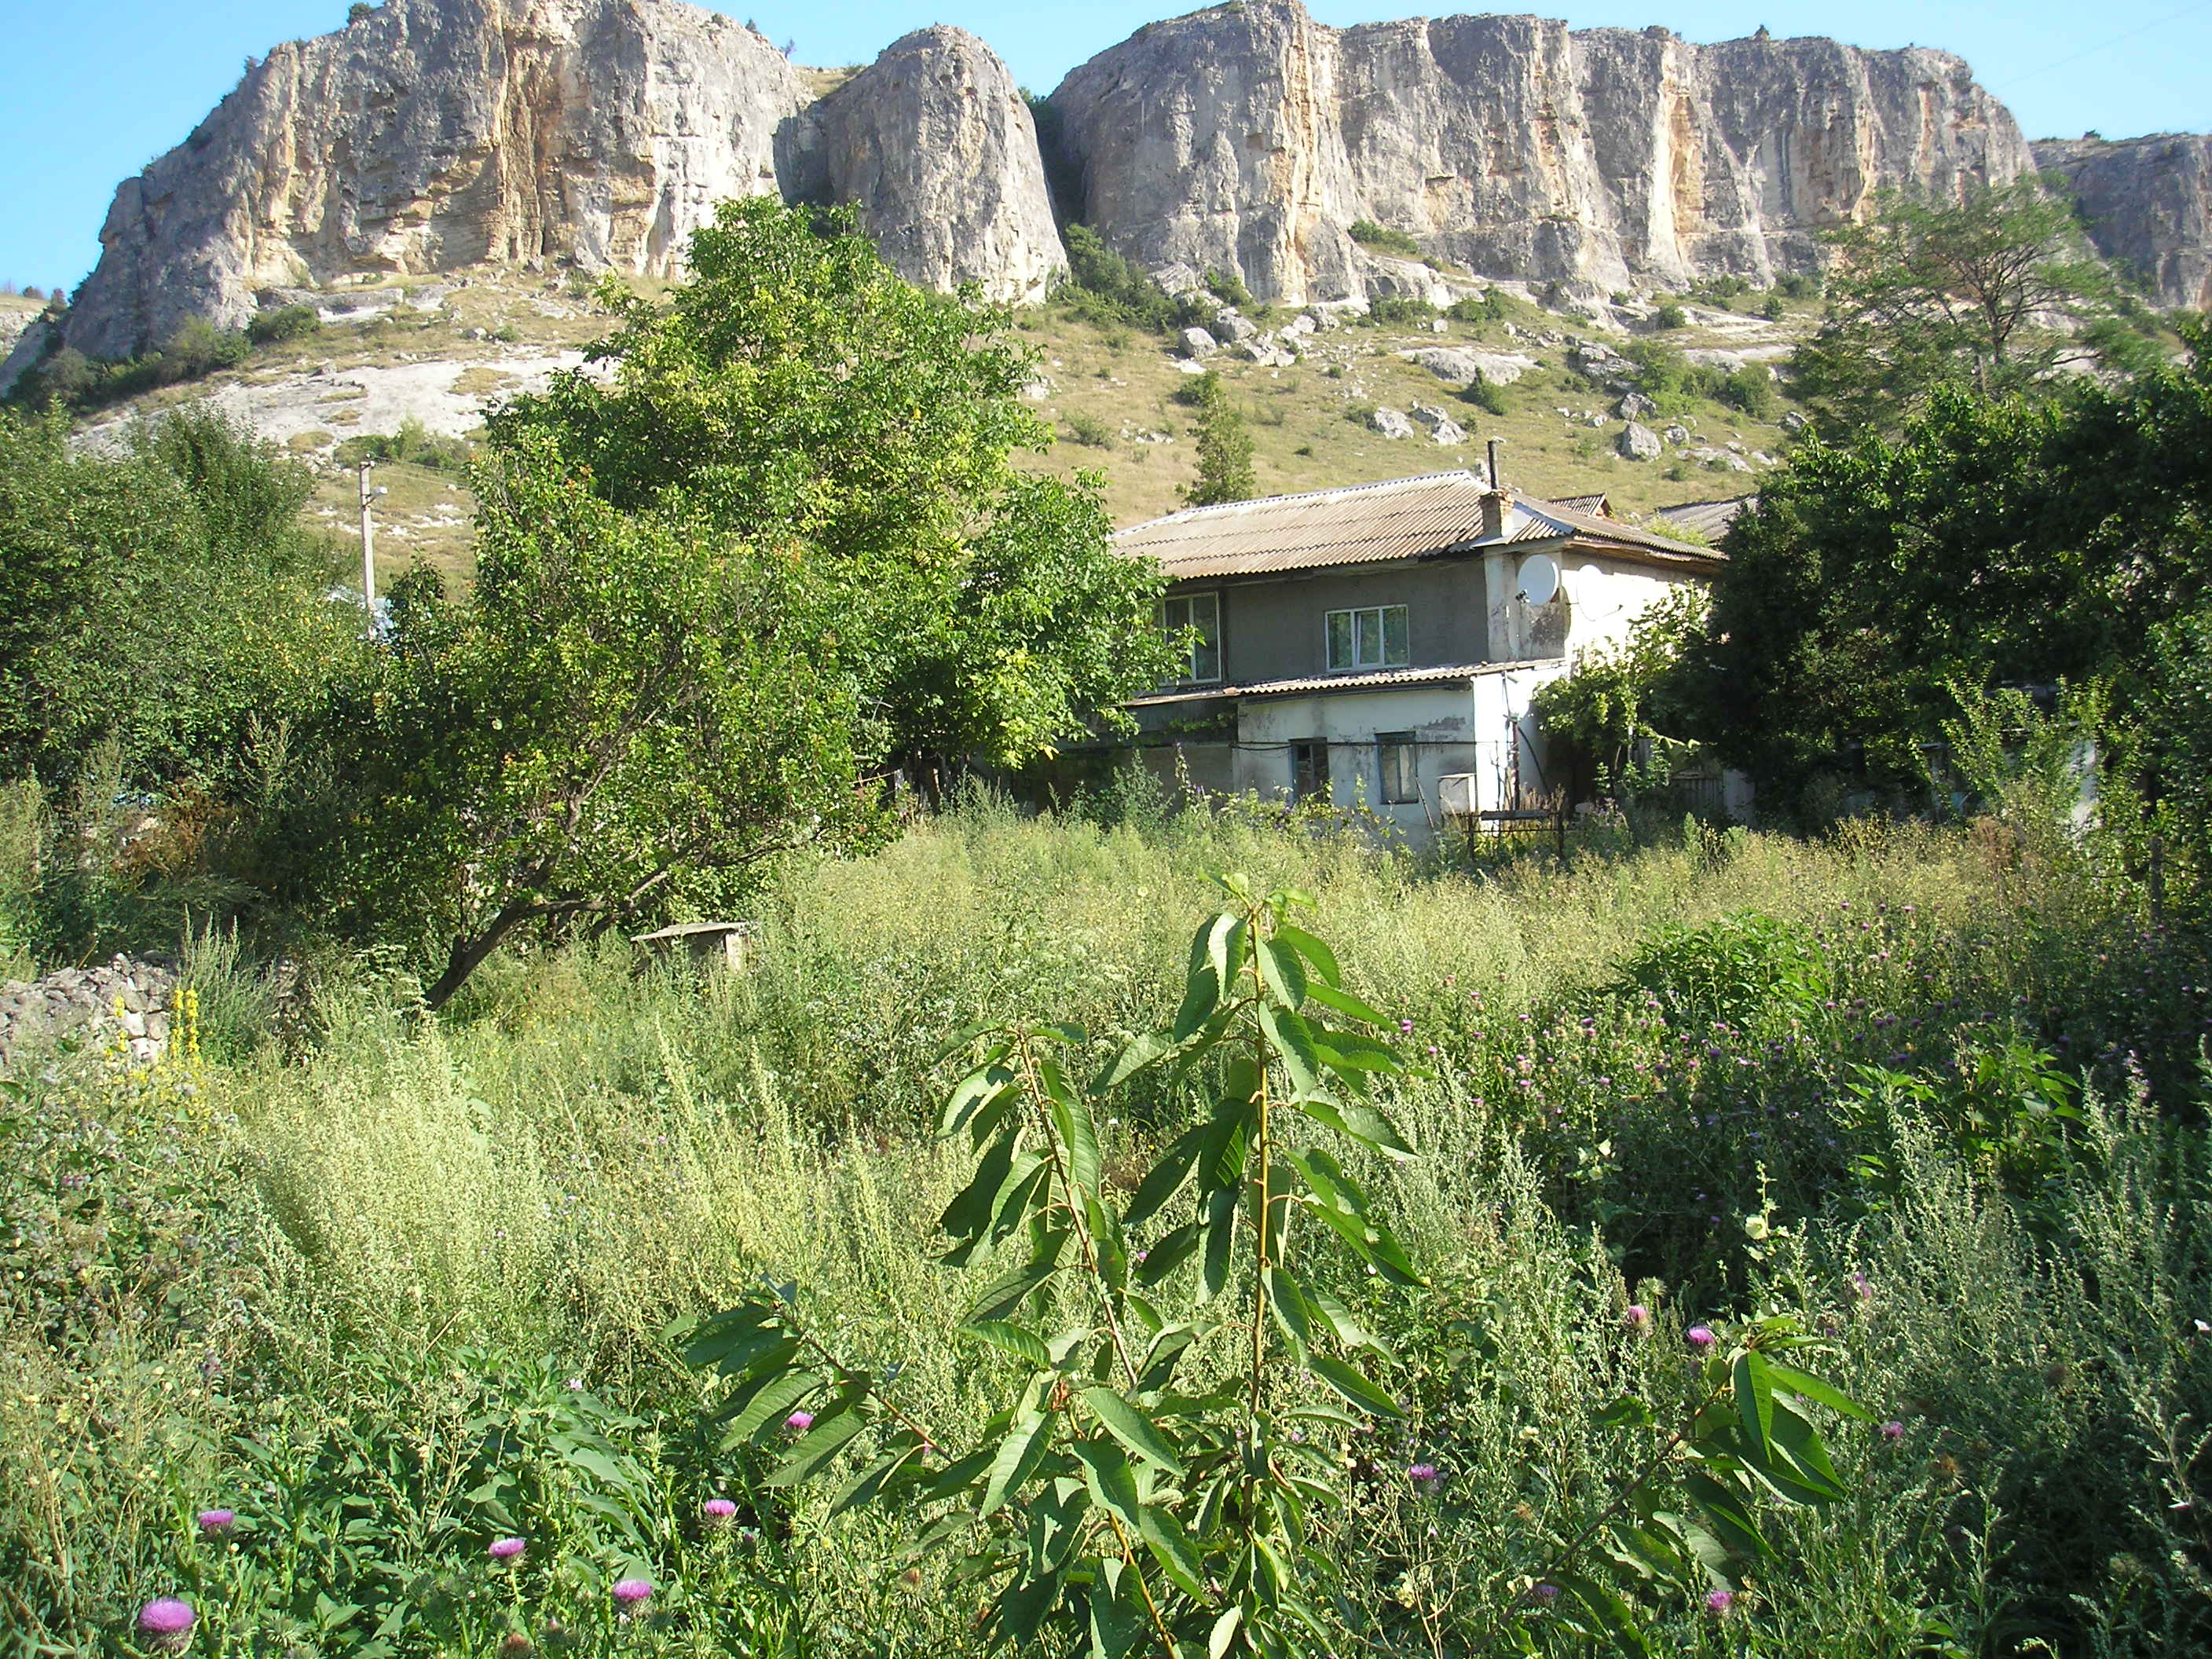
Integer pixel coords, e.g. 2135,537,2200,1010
32,0,2212,370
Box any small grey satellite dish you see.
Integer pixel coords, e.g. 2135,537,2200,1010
1517,552,1560,607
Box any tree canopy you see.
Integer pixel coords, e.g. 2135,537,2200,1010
1790,178,2164,436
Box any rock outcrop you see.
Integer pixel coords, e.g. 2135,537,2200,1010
64,0,1060,358
789,27,1065,304
2034,134,2212,311
1049,0,2034,303
0,956,180,1069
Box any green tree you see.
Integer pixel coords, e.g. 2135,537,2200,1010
303,434,877,1009
1182,371,1256,507
489,197,1173,780
1675,331,2212,818
1532,588,1707,798
1790,178,2160,435
0,406,350,793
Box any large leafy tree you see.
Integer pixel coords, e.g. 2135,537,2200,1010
1678,331,2212,818
0,406,351,792
488,196,1174,778
1791,178,2163,436
305,434,876,1008
303,198,1174,1002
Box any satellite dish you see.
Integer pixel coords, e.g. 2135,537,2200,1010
1517,552,1560,607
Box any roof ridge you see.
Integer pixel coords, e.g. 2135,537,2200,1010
1115,468,1481,536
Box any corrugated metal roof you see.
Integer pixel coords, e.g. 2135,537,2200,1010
1651,494,1759,542
1115,470,1719,580
1128,661,1551,708
1552,493,1612,517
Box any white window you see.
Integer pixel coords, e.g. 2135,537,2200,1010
1376,732,1421,804
1159,591,1221,683
1325,605,1409,672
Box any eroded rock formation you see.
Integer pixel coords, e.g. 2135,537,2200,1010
2034,134,2212,311
1049,1,2035,302
64,0,1060,357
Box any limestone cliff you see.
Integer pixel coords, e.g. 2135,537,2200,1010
64,0,1061,358
1049,1,2034,303
788,27,1065,305
2034,134,2212,311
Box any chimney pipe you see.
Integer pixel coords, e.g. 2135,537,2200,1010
1480,437,1507,539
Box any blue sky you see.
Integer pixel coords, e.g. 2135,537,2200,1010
3,0,2207,295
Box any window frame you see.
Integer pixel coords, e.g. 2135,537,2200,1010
1375,731,1421,805
1324,603,1410,672
1158,590,1222,685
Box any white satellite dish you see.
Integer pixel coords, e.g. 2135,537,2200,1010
1517,552,1560,607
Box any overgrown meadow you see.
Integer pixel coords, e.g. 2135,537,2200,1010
6,789,2212,1656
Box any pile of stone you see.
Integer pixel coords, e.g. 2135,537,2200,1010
0,956,179,1070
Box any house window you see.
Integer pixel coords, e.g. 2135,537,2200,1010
1291,740,1330,801
1159,591,1221,683
1325,605,1409,672
1376,732,1421,805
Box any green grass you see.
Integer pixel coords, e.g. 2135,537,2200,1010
7,794,2211,1654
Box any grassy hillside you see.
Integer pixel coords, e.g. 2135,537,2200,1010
29,269,1817,590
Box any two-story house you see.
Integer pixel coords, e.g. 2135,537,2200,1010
1115,467,1724,842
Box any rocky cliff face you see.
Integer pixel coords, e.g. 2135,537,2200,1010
2034,134,2212,311
788,27,1064,305
64,0,1062,358
56,0,2207,362
1049,1,2034,303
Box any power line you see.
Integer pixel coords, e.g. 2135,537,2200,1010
2005,0,2212,87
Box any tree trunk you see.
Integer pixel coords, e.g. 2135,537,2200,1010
422,899,546,1011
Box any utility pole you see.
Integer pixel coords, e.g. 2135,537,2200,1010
357,460,386,640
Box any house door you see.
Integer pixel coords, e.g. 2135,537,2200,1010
1291,740,1330,801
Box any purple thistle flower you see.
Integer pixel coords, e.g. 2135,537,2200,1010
489,1536,526,1562
784,1410,815,1433
1408,1462,1441,1489
611,1577,654,1606
1705,1589,1734,1614
701,1497,738,1525
1686,1325,1717,1352
195,1509,235,1535
137,1598,196,1654
1850,1272,1873,1302
1533,1583,1560,1603
1623,1304,1650,1333
1399,1019,1415,1035
1881,1419,1906,1443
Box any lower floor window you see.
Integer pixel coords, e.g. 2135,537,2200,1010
1291,739,1330,801
1376,732,1420,804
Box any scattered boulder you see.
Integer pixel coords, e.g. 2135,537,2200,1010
1214,309,1259,342
1178,325,1220,358
1369,405,1417,440
1618,420,1662,461
1173,357,1211,375
1408,404,1468,445
1399,346,1539,386
1662,423,1691,445
1617,390,1658,420
1781,409,1810,433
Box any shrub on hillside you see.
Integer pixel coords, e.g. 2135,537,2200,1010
246,304,321,346
1349,219,1423,258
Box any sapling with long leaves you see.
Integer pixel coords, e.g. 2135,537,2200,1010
680,877,1867,1656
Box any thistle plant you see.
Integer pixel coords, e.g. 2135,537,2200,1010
683,877,1866,1656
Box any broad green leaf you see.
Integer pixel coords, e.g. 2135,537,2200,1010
1137,1324,1202,1393
1257,937,1308,1009
1097,1031,1177,1093
981,1408,1054,1515
1555,1572,1650,1655
1138,1503,1206,1597
998,1567,1062,1646
1762,1360,1873,1421
966,1257,1060,1325
1124,1126,1207,1229
827,1443,925,1518
1041,1057,1102,1192
1595,1396,1657,1429
1309,1354,1404,1419
719,1367,819,1444
921,1445,994,1503
1308,1029,1402,1075
965,1320,1054,1368
1273,923,1340,987
1208,1605,1243,1659
1301,980,1390,1027
1070,1437,1143,1529
1733,1351,1775,1470
1137,1221,1200,1287
1305,1284,1383,1353
1264,1267,1313,1350
1174,962,1224,1043
939,1129,1020,1245
1761,1396,1849,1503
1081,1389,1186,1477
763,1408,870,1487
1201,1187,1237,1302
1258,1002,1321,1097
937,1059,1012,1136
1291,1093,1414,1159
1684,1468,1775,1560
1090,1567,1148,1659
